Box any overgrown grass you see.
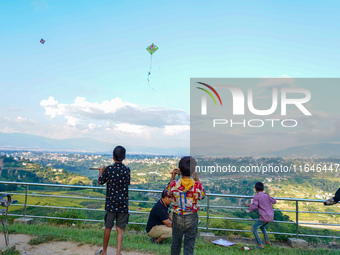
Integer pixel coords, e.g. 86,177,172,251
28,233,58,245
7,223,340,255
1,250,21,255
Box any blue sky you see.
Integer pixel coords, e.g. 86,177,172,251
1,0,340,153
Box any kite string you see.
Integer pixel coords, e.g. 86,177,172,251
147,55,157,92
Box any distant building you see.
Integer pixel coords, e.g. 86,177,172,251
148,172,160,175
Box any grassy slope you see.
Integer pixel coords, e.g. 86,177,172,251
6,188,339,244
8,223,339,255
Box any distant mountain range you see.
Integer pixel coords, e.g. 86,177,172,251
260,143,340,158
0,132,188,155
1,132,338,157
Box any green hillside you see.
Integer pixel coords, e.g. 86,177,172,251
0,155,91,186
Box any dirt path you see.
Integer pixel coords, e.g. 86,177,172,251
0,234,152,255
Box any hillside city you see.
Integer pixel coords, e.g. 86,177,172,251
0,150,339,237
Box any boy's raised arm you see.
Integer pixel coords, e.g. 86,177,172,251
192,171,200,182
249,196,259,213
98,165,107,184
169,168,180,183
270,196,277,204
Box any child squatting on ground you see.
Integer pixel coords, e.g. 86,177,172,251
165,156,206,255
245,182,277,250
96,146,131,255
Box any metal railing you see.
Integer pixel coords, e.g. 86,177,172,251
0,181,339,240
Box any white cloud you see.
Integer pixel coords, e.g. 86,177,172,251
164,125,190,135
0,116,38,135
14,116,36,125
40,96,189,128
40,97,65,119
40,96,135,120
65,116,80,127
0,97,191,152
88,123,96,130
3,116,36,125
114,123,152,138
34,96,191,149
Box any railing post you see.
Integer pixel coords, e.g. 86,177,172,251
206,196,210,232
296,200,299,239
23,184,28,218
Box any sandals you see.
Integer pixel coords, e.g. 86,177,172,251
95,250,122,255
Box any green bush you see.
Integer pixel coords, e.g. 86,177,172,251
48,210,86,225
1,250,21,255
211,220,251,237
